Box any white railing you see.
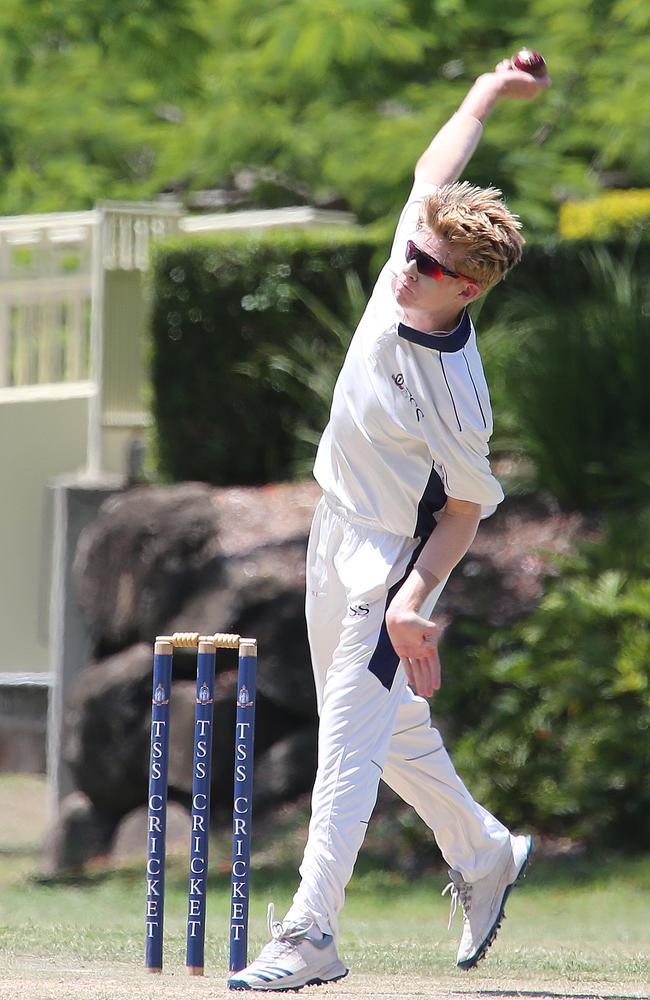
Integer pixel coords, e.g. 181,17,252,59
0,204,181,392
0,202,354,394
0,211,96,389
98,200,181,271
180,205,354,233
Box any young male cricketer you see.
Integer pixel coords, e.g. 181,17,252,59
229,56,551,992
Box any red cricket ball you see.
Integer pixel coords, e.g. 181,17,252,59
512,48,547,77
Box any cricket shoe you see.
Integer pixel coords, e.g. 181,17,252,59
228,903,348,991
442,833,533,970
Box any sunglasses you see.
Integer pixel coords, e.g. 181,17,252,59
405,239,474,283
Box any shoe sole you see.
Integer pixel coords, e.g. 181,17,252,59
457,834,533,971
228,967,349,992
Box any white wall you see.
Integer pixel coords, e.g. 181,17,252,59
0,383,92,672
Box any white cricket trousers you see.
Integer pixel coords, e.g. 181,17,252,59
286,495,510,938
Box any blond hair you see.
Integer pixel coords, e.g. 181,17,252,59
418,181,524,288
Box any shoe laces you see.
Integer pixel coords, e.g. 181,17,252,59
441,873,472,930
257,903,314,962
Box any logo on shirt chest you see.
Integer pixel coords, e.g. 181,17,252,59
391,373,424,422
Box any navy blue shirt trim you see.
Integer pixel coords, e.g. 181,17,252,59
367,536,428,692
414,465,446,539
397,309,471,353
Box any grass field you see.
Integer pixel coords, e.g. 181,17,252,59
0,775,648,1000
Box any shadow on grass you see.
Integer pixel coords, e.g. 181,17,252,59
18,814,650,905
457,992,649,1000
30,869,120,888
514,852,650,892
0,846,41,859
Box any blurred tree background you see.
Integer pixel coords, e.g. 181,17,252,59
0,0,649,231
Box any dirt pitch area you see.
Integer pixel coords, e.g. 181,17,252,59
0,963,647,1000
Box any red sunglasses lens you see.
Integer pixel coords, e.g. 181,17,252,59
406,240,444,279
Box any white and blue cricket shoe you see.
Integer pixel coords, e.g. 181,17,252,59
228,903,348,992
443,833,533,969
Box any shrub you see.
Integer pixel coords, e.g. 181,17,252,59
149,228,375,485
491,245,650,510
438,510,650,849
560,190,650,241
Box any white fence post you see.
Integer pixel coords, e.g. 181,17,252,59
85,214,105,478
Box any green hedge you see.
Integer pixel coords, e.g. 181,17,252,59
150,226,650,506
149,227,375,485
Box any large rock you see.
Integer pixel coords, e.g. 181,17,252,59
41,791,115,875
73,483,224,656
167,543,317,719
63,643,156,817
74,483,317,718
112,802,191,861
253,728,318,812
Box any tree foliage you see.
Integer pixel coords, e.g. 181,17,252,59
0,1,649,231
0,0,206,212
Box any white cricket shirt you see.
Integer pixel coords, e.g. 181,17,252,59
313,181,504,539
